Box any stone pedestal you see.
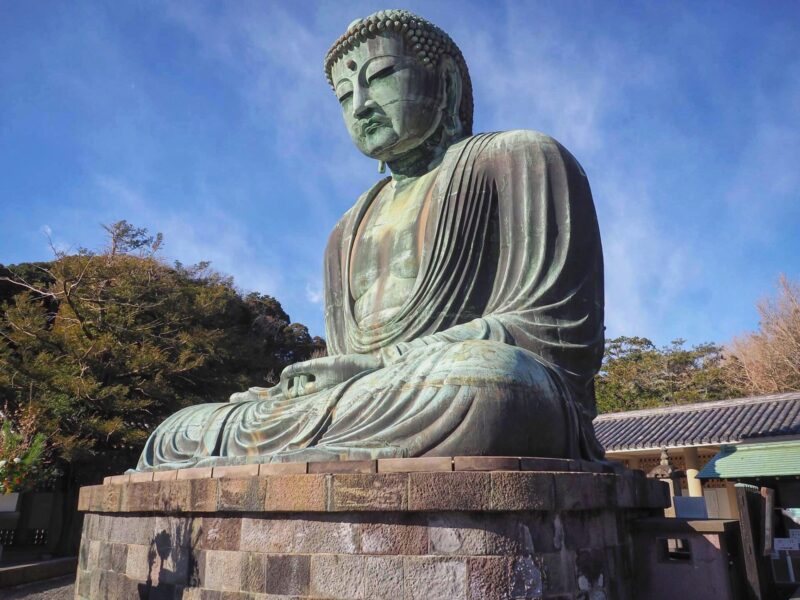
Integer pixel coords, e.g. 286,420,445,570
74,457,669,599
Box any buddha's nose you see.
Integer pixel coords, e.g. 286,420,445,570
352,86,375,119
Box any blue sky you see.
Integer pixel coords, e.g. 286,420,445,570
1,1,798,347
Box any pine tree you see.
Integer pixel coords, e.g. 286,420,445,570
0,221,323,551
595,336,740,413
725,275,800,394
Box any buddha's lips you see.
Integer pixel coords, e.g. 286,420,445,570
362,119,388,135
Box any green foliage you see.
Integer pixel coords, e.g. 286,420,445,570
0,221,323,484
0,404,49,493
595,336,741,414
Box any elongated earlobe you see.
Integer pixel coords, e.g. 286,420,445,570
440,57,463,138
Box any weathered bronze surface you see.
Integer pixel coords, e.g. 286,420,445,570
136,9,605,471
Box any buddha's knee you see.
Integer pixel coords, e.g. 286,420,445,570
434,340,558,392
426,341,570,456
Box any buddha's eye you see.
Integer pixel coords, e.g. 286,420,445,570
338,90,353,105
366,63,396,84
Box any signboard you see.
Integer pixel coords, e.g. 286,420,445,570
774,538,799,552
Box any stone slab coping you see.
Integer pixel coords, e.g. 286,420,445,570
104,455,618,486
79,466,669,515
0,557,78,589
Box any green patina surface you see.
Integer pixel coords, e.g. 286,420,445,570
698,440,800,479
135,9,607,471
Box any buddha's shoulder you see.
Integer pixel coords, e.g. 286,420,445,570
327,178,390,248
461,129,564,155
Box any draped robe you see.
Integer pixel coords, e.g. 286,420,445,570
136,130,605,470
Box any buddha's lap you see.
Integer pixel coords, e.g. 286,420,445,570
146,340,569,458
326,339,560,408
392,339,556,386
321,340,569,455
164,340,558,422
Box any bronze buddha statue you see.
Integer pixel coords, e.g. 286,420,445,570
136,9,605,470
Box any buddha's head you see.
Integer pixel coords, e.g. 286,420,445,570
325,10,473,167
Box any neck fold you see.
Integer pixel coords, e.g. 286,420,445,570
388,127,466,184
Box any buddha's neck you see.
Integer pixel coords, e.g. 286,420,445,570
388,128,465,186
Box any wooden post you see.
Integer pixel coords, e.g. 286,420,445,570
725,481,740,519
761,487,775,557
736,483,775,599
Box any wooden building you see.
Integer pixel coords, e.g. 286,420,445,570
594,391,800,519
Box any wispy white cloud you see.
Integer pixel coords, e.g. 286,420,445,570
305,280,323,305
598,177,696,340
92,175,283,297
722,82,800,242
160,3,365,170
94,175,149,213
38,224,71,256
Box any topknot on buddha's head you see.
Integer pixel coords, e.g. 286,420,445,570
324,9,473,135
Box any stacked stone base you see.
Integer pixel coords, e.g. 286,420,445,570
75,458,669,599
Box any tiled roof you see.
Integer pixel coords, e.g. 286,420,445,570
593,392,800,452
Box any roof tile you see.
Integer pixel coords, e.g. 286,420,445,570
594,392,800,452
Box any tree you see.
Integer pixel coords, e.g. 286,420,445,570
724,275,800,394
595,336,740,413
0,403,49,494
0,221,323,551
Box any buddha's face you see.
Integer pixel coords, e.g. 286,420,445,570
331,34,445,162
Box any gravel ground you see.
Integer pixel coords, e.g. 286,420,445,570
1,575,75,599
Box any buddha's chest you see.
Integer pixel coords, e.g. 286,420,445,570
349,173,436,301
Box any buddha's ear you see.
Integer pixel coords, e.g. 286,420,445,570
439,55,463,137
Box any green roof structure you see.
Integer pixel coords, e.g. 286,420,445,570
698,439,800,480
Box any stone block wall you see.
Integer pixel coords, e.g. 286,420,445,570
74,458,669,599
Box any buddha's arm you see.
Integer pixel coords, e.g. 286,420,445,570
380,316,513,364
228,353,384,403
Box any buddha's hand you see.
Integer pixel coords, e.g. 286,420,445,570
279,353,383,400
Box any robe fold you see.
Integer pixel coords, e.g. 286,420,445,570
136,130,605,471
